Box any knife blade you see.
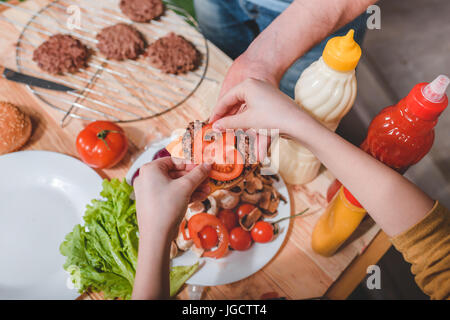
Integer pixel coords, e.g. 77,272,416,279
1,66,77,92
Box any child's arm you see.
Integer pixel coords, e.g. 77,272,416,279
132,158,211,299
211,79,434,236
212,80,450,299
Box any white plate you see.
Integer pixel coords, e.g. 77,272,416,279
126,139,291,286
0,151,102,299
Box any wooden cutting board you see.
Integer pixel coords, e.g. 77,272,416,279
0,0,382,300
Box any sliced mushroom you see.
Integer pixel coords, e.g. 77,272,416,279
244,172,264,194
269,174,280,182
220,192,240,209
255,171,274,186
170,241,178,259
259,188,271,211
176,230,193,251
185,201,205,221
229,181,244,195
205,196,218,215
239,207,262,231
240,190,262,205
211,189,240,210
259,186,283,218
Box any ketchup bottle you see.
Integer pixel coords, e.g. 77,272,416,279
361,74,449,173
327,74,449,202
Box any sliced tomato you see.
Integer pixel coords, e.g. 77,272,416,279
179,219,190,241
166,136,184,158
203,144,244,181
191,124,243,181
188,213,229,259
193,123,236,164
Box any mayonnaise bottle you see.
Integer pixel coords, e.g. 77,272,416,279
278,30,362,184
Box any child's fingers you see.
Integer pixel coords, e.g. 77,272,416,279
190,183,211,202
177,163,212,191
168,170,189,179
209,82,247,124
170,157,188,171
212,113,249,132
151,156,188,174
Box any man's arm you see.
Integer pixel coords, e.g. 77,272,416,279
219,0,377,96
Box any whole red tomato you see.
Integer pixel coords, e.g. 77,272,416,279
217,209,238,231
229,227,252,251
236,203,256,219
76,121,128,169
251,221,274,243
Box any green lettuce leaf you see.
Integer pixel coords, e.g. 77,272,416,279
170,262,199,297
60,178,198,300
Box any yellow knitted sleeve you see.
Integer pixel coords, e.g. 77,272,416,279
391,201,450,300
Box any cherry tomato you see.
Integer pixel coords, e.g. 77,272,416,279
217,209,238,231
188,213,229,259
251,221,274,243
229,227,252,251
236,203,256,219
76,121,128,169
199,226,219,250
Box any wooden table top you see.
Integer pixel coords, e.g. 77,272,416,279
0,0,391,300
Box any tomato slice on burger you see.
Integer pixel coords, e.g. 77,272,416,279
193,124,236,163
188,213,230,259
203,144,244,182
192,124,243,182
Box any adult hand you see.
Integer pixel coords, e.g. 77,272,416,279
133,157,211,240
219,54,279,99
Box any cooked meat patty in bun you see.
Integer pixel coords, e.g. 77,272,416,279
166,120,259,193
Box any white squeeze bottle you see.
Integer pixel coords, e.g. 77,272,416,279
278,29,362,184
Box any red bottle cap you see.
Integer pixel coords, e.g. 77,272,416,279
342,187,363,208
405,75,449,121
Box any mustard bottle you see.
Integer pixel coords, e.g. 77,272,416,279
311,186,366,257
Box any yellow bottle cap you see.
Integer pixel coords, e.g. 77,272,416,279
322,29,362,72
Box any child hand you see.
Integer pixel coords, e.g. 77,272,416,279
209,79,306,138
133,157,211,241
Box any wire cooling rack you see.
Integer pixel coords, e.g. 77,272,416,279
0,0,210,126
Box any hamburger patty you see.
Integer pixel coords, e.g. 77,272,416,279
33,34,89,74
182,121,257,187
146,33,200,74
120,0,164,22
96,23,145,61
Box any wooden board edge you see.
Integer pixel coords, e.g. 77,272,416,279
324,230,391,299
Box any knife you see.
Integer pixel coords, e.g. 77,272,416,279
1,65,77,92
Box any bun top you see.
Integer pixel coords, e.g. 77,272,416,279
0,102,32,155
